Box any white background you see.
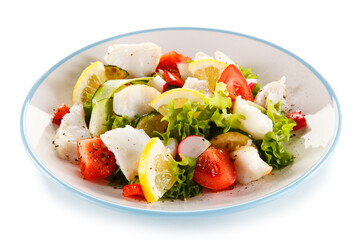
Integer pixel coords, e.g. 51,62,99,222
2,0,358,239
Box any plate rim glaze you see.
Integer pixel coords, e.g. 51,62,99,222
20,27,342,215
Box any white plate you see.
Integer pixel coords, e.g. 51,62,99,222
20,28,341,214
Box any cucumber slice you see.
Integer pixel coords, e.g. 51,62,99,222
135,112,168,136
89,78,152,136
89,99,112,137
104,65,129,80
92,78,152,106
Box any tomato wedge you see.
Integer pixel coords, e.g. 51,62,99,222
77,137,118,180
162,70,185,87
123,184,145,199
156,50,191,77
193,146,236,190
52,104,70,125
287,110,307,131
217,64,253,102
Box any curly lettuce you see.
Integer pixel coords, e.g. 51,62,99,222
106,167,128,186
257,100,296,168
83,93,94,126
239,65,258,79
251,83,261,99
155,82,244,144
162,155,201,200
104,114,133,130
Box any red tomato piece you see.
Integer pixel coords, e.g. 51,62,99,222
162,70,185,87
123,184,145,200
156,50,191,77
287,110,307,131
217,64,253,102
52,104,70,125
77,137,118,180
193,146,236,190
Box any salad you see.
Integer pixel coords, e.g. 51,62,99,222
52,42,307,203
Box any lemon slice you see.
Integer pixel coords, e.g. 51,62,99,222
188,59,228,91
72,61,107,104
149,88,205,116
138,137,176,202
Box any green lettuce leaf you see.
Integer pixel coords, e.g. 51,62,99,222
106,167,128,186
162,155,201,200
258,100,296,168
155,82,244,144
104,114,133,130
239,65,258,79
83,93,94,126
251,83,261,99
203,81,232,109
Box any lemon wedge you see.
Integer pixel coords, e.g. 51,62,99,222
138,137,176,202
149,88,205,116
72,61,107,104
188,59,228,91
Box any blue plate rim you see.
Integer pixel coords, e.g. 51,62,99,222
20,27,342,215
